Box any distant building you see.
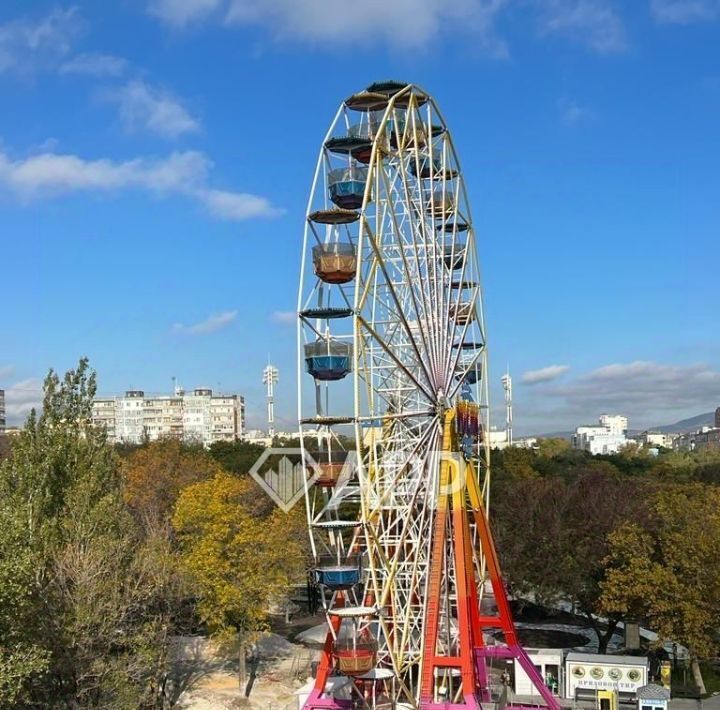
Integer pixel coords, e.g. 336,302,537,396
598,414,628,437
92,387,245,447
637,431,674,449
0,389,5,434
487,428,509,450
244,429,274,447
693,427,720,452
573,414,629,455
673,429,697,451
674,413,720,452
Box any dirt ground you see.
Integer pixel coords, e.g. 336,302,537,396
169,632,317,710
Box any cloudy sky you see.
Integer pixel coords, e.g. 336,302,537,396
1,0,719,434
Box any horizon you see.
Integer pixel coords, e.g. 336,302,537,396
2,1,719,435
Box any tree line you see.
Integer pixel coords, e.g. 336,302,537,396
491,440,720,693
3,359,719,703
0,360,307,707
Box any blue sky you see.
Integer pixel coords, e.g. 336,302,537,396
1,0,719,434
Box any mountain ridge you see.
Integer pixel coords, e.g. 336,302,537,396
531,411,717,440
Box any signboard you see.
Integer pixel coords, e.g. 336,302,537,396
566,658,647,698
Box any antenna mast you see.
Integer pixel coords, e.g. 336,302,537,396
262,360,279,437
501,370,513,447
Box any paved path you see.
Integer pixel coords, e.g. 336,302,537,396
671,696,720,710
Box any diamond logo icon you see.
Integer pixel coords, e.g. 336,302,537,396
249,448,320,512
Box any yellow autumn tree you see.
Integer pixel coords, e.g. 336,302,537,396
600,484,720,694
172,472,307,682
122,439,224,523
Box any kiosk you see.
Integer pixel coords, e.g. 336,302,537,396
565,653,648,703
513,648,564,697
636,684,670,710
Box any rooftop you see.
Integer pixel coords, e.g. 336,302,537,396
566,652,648,666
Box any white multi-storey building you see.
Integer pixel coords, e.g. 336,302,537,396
116,390,146,442
92,388,245,447
598,414,628,437
92,397,117,440
573,414,629,455
0,389,5,433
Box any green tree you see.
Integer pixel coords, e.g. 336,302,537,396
493,446,538,482
535,437,571,458
208,440,266,476
0,359,184,707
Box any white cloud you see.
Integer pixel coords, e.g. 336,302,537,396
147,0,509,54
535,360,720,425
271,310,296,325
147,0,637,55
59,52,127,77
536,0,627,53
0,365,15,379
521,364,570,385
0,145,280,221
107,80,200,139
557,97,596,125
226,0,509,51
650,0,720,23
148,0,224,26
172,310,238,335
4,378,43,426
0,8,128,80
200,188,283,220
0,148,207,197
0,7,82,74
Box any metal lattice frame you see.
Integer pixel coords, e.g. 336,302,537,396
297,83,557,710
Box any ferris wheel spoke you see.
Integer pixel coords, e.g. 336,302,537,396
393,151,443,380
357,316,435,403
378,165,437,375
359,225,436,395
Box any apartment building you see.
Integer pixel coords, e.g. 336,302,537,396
92,387,245,446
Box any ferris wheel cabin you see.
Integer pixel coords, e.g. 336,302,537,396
304,339,352,381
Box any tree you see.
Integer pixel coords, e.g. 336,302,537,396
493,446,538,482
535,438,571,459
172,472,307,685
493,464,651,652
0,435,12,463
122,438,224,524
601,484,720,693
208,439,267,476
0,359,184,706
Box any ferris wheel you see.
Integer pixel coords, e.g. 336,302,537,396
297,81,558,710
